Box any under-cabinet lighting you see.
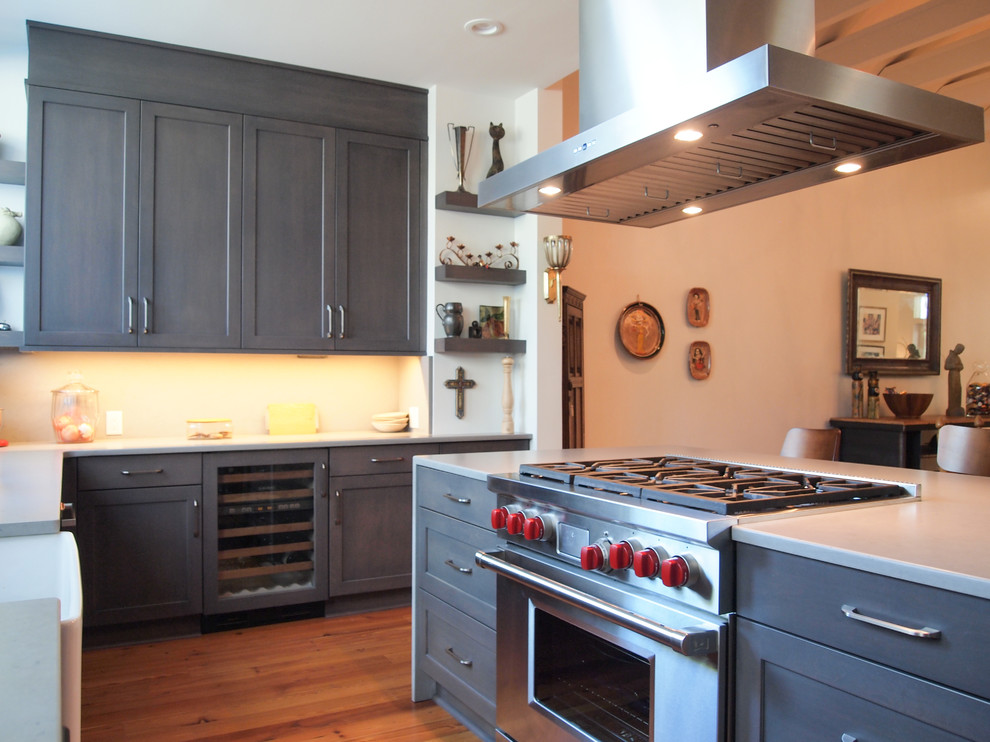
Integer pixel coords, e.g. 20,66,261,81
682,205,703,215
835,162,862,174
539,185,562,196
674,129,704,142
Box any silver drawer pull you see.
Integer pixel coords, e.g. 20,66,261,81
444,559,472,575
445,646,472,667
370,457,405,463
120,468,165,476
841,734,857,742
841,604,942,639
442,492,471,504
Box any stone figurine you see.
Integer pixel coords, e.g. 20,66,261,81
866,370,880,419
851,370,864,418
945,342,966,416
486,122,505,178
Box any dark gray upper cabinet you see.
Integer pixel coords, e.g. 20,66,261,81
334,130,424,353
137,103,242,349
242,117,336,351
24,22,427,355
25,88,140,347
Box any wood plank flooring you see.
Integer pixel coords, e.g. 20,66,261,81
81,607,478,741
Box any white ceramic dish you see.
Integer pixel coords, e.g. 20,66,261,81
372,411,409,421
372,419,408,432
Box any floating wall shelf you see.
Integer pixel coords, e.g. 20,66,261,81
0,245,24,267
435,265,526,285
435,337,526,354
0,161,26,186
435,190,522,218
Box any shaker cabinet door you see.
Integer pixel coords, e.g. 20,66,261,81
334,130,424,353
241,117,336,350
25,87,140,347
137,102,242,349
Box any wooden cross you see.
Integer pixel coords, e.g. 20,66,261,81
443,366,476,419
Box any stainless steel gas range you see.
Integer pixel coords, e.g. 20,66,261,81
477,454,918,742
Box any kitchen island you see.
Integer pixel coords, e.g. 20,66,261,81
412,445,990,742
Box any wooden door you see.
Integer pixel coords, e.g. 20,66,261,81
138,102,242,348
562,286,586,448
25,88,140,347
242,117,337,350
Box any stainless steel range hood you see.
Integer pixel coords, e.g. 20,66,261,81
477,0,985,228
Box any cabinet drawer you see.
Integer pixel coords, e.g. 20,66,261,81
737,544,990,700
77,454,202,490
415,466,496,530
418,590,496,725
736,618,990,742
332,444,439,476
417,508,497,627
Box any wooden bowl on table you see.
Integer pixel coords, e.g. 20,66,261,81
883,392,933,418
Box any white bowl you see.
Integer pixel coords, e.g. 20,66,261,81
372,411,409,421
372,419,408,432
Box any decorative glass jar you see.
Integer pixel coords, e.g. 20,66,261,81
51,373,99,443
965,363,990,416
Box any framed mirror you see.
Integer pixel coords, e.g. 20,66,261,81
846,269,941,375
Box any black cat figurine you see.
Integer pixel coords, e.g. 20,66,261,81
486,122,505,178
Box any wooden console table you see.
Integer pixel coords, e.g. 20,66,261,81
829,416,974,470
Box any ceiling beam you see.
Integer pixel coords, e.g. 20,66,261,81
815,0,886,29
881,26,990,89
817,0,990,70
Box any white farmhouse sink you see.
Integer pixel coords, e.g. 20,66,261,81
0,532,82,741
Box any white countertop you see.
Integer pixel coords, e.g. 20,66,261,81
415,444,990,600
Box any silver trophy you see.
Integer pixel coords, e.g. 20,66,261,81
447,124,475,193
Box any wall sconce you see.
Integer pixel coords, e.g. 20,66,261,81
543,235,572,321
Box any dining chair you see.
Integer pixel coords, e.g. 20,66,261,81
935,425,990,476
779,427,842,461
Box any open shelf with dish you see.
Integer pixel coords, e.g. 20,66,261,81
435,337,526,354
435,190,522,218
435,264,526,285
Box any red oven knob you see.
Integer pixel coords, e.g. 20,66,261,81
490,507,509,530
632,547,668,578
505,511,527,535
660,555,698,588
608,539,642,570
580,541,610,571
523,515,552,541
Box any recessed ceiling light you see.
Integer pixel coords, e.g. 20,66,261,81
464,18,505,36
835,162,862,174
682,205,703,215
539,185,562,196
674,129,703,142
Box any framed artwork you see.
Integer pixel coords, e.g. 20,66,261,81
479,304,508,339
618,301,665,358
689,341,711,380
858,305,886,342
857,344,885,358
686,287,710,327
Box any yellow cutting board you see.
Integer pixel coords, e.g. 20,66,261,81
266,403,319,435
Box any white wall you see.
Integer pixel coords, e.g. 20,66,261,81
563,120,990,454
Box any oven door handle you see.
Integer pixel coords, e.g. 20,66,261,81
475,550,719,657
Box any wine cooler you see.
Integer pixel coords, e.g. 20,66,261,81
203,449,329,614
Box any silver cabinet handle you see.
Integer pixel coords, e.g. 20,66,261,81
444,559,472,575
120,468,164,476
325,304,334,338
193,498,199,538
442,492,471,504
142,297,150,334
840,604,942,639
338,304,345,338
370,457,405,463
476,550,719,656
444,646,472,667
126,297,135,334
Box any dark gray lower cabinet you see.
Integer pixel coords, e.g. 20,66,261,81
735,544,990,741
74,455,203,628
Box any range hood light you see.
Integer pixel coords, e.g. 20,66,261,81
835,162,863,174
682,206,703,215
674,128,704,142
539,185,563,196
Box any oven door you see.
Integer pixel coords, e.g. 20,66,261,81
477,548,726,742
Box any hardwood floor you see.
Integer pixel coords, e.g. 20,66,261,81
81,607,478,741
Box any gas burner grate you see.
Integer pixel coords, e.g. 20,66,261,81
518,456,908,514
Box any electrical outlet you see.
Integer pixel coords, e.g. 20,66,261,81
106,410,123,436
408,406,420,429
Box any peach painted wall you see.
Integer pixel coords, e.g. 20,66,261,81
561,125,990,454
